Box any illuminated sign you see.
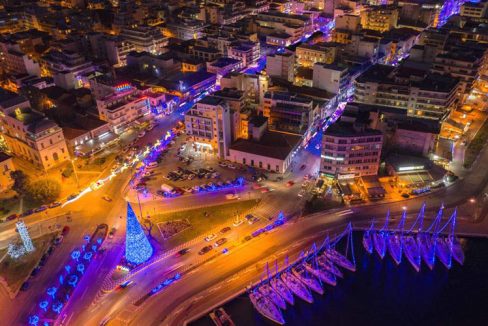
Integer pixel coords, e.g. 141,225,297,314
115,83,132,93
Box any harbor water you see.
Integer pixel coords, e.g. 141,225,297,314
191,235,488,325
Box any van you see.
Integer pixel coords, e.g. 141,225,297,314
146,161,158,169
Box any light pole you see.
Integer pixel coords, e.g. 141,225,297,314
469,197,478,220
70,158,80,190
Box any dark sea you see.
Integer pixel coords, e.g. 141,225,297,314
191,235,488,326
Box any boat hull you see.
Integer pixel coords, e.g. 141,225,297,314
280,272,313,304
373,232,387,259
403,236,421,272
435,237,452,269
250,292,285,325
304,263,336,286
448,238,465,265
387,235,402,265
292,267,324,295
417,234,436,270
270,278,294,306
317,256,343,278
362,231,373,254
324,250,356,272
259,284,287,310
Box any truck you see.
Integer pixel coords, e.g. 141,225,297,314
161,184,174,193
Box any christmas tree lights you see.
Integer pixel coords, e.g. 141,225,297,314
125,203,153,265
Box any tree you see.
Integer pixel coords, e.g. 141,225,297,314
28,179,61,204
10,170,30,195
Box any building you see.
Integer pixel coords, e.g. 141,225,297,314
392,120,439,156
120,26,168,54
431,50,485,98
184,96,232,159
228,41,260,68
0,152,15,191
295,43,337,68
321,121,383,178
266,50,295,82
354,64,460,120
41,50,94,90
360,5,399,32
206,57,243,83
96,83,151,134
0,89,69,170
263,91,317,134
313,62,350,94
460,1,488,18
220,73,269,104
164,20,207,40
228,116,301,173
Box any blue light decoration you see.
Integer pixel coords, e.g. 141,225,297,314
68,274,78,287
39,301,49,312
28,315,39,326
52,302,63,314
71,250,80,261
64,265,71,273
47,287,57,299
77,263,85,274
16,220,35,252
59,275,64,285
84,252,93,261
125,203,153,265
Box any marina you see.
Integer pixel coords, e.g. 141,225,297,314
363,204,464,272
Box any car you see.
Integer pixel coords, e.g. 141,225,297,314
218,162,228,167
260,187,270,193
286,181,295,187
20,281,30,291
198,245,213,255
175,248,191,257
144,171,155,177
225,193,239,200
6,214,18,221
62,226,70,236
401,193,410,198
34,205,48,213
31,266,41,277
118,280,134,289
220,226,231,234
300,164,306,170
228,164,236,169
214,238,227,247
48,202,62,209
137,131,146,138
109,227,117,239
222,248,229,255
248,216,260,225
204,234,217,242
252,183,263,190
102,195,112,202
67,193,79,201
243,235,252,242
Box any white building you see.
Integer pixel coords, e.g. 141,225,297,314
313,62,350,94
184,96,232,159
266,50,295,82
120,26,168,54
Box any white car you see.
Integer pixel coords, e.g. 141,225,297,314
204,234,217,242
233,219,244,227
137,131,146,138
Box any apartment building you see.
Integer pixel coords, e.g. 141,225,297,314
460,1,488,18
228,41,260,68
431,50,485,98
354,64,460,120
184,96,232,159
263,91,317,134
321,121,383,178
164,20,207,41
313,62,350,94
120,26,168,54
295,43,338,68
0,89,69,170
360,5,399,32
96,83,151,134
41,50,94,90
266,50,295,82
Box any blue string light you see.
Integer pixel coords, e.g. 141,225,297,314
125,203,153,265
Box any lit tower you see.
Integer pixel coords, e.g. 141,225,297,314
125,203,153,264
16,220,34,252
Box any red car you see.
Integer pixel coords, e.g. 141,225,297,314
286,181,295,187
6,214,18,221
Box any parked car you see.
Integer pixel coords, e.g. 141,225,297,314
102,195,112,202
34,205,48,213
54,235,64,245
48,202,62,209
20,281,30,291
21,209,34,217
220,226,231,234
286,181,295,187
198,245,213,255
62,226,70,236
175,248,191,257
137,131,146,138
6,214,18,221
67,193,79,201
214,238,227,247
204,234,217,242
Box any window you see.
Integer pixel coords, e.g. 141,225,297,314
49,139,53,145
267,163,271,170
45,156,48,161
251,159,254,166
276,165,279,172
243,158,246,164
259,161,263,168
53,152,59,161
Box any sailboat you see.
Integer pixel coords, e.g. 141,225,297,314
418,205,444,270
387,210,406,265
373,211,389,259
292,264,323,295
280,271,313,303
259,264,287,310
303,260,337,286
249,289,285,325
444,208,464,265
403,203,425,272
362,221,374,254
317,255,343,278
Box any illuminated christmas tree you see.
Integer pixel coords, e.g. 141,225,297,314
125,203,153,264
16,220,34,252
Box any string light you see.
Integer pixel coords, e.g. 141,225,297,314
125,203,153,265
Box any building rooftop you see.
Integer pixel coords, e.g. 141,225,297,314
0,88,28,109
213,88,244,100
209,57,241,68
325,121,382,137
249,115,268,127
198,96,225,106
230,130,302,160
